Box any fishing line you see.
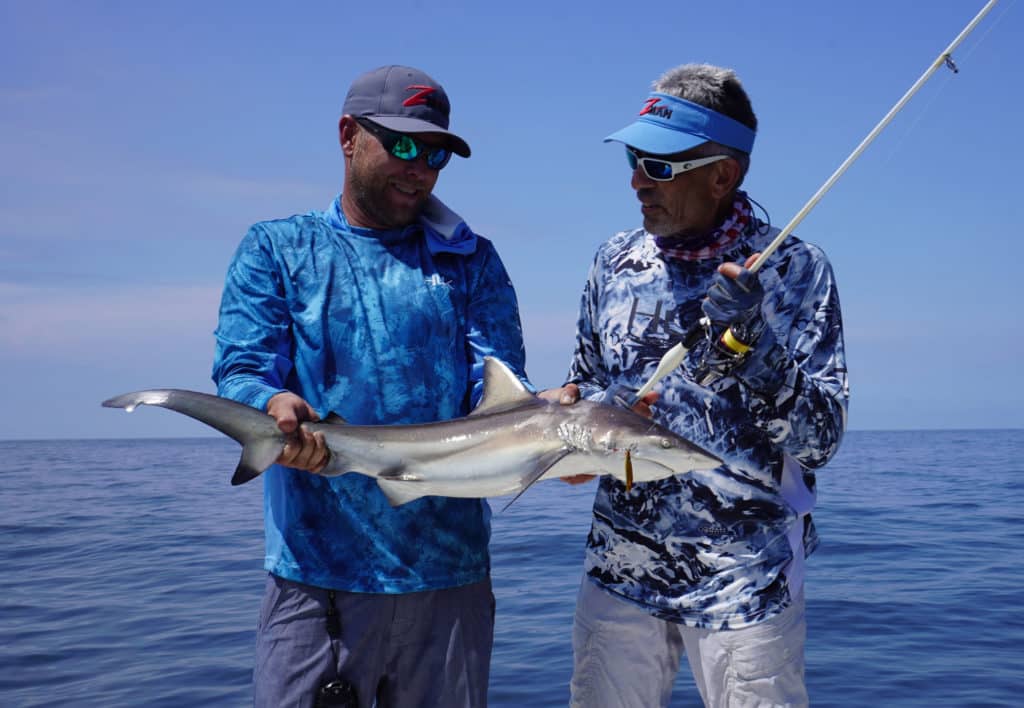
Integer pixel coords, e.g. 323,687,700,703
745,0,1000,275
955,0,1015,63
881,1,1013,166
879,70,955,167
631,0,1004,405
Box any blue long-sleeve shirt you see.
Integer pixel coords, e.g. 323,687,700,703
212,195,528,592
568,217,848,629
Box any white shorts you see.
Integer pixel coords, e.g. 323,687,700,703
570,579,808,708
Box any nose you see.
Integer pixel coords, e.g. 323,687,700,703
403,155,434,181
631,163,655,190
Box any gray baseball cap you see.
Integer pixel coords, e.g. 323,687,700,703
342,65,471,158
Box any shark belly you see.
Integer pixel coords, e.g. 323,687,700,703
372,438,569,506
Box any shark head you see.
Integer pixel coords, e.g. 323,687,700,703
625,427,720,482
580,402,723,483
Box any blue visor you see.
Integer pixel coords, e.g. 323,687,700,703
604,92,755,155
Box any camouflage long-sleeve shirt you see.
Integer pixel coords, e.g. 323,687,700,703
568,218,848,629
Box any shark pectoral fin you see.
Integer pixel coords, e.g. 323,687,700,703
231,438,286,485
376,479,428,507
499,448,572,512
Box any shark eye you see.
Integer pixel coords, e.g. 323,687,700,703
660,438,673,449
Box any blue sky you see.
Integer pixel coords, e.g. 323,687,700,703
2,0,1021,440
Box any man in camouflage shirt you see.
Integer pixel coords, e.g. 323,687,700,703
562,64,849,708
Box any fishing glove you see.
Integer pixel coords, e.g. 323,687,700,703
701,264,767,343
693,264,790,397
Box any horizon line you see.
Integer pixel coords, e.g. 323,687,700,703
2,427,1023,444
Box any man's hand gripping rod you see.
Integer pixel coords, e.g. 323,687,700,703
630,0,999,406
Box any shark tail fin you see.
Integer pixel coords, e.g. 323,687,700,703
232,438,287,485
102,388,287,485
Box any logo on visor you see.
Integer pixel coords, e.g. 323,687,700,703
639,98,673,119
403,85,437,107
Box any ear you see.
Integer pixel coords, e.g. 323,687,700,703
708,158,742,200
339,115,358,158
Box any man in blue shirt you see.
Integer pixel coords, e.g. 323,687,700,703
212,65,529,708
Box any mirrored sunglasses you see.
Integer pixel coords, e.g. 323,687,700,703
626,147,728,181
357,118,453,170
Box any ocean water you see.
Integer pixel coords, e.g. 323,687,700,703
2,430,1022,707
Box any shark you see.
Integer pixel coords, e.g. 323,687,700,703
102,357,722,506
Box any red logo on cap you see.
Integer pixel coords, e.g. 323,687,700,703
403,85,436,107
639,98,660,115
639,98,672,119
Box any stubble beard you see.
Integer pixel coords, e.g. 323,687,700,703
642,213,668,237
641,201,716,244
642,211,684,239
349,161,428,230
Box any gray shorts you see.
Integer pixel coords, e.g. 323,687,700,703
254,574,495,708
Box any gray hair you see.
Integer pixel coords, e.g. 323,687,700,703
653,63,756,184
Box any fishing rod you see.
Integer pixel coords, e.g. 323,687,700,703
631,0,1001,405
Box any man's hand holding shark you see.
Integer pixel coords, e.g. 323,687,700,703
266,391,329,473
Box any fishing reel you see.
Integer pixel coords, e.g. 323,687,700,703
680,316,756,387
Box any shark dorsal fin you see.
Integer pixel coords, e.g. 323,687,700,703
469,357,536,416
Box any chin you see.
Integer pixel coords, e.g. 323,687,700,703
397,191,430,211
642,217,668,236
383,200,422,225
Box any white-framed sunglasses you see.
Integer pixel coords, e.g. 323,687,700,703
626,147,729,181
